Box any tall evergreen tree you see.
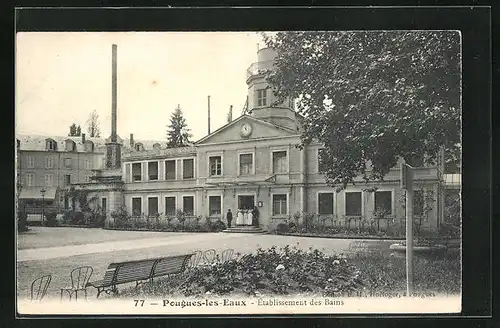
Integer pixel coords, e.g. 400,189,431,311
68,123,78,136
166,105,192,148
76,125,82,136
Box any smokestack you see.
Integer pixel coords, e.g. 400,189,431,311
81,133,86,143
227,105,233,123
111,44,117,143
130,133,134,147
207,95,211,135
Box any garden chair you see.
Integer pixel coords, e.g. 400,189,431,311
189,250,203,268
220,249,235,263
60,266,93,302
30,274,52,302
203,249,217,263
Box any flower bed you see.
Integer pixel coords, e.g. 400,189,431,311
120,245,461,299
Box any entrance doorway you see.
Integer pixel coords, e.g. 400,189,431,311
238,195,255,210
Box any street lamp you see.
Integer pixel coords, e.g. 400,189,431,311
40,188,46,227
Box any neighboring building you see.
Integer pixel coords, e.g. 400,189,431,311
16,132,163,213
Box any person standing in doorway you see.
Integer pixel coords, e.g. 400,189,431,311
226,209,233,228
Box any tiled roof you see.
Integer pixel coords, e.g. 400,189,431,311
16,134,166,153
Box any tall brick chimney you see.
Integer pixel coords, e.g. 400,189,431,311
111,44,117,143
130,133,134,148
105,44,122,169
81,133,86,143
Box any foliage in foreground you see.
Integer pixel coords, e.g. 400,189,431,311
263,31,461,189
121,246,460,298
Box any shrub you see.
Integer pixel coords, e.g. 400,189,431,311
71,211,85,225
110,207,130,228
276,223,289,234
211,219,226,232
45,211,58,227
17,212,28,232
121,246,461,299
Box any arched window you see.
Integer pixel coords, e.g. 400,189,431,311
46,138,58,151
65,139,76,152
135,143,144,152
84,140,95,152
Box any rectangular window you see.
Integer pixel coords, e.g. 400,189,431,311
272,194,287,216
85,158,92,170
183,159,194,179
345,192,362,216
209,196,222,216
26,173,34,187
318,192,334,215
101,198,107,214
165,160,176,180
132,163,142,182
45,156,54,169
209,156,222,176
64,174,71,185
239,153,253,176
132,197,142,216
148,197,159,216
257,88,267,107
374,191,392,215
273,151,287,174
183,196,194,216
44,174,53,187
27,156,35,168
414,190,424,217
148,161,159,181
64,158,72,168
165,197,176,216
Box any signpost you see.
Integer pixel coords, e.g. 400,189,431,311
400,162,414,296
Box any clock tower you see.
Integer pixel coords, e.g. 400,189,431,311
245,46,299,132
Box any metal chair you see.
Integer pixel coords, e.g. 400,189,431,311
203,249,217,263
31,274,52,302
189,250,203,268
60,266,93,302
220,249,235,263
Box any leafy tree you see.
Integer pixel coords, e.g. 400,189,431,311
76,125,82,136
166,105,192,148
68,123,78,136
86,110,101,137
263,31,460,189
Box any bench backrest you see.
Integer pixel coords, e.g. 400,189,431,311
101,263,120,286
152,254,193,278
100,254,194,286
114,258,157,284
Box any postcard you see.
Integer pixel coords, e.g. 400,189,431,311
16,30,462,315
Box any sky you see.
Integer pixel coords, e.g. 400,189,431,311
15,32,266,142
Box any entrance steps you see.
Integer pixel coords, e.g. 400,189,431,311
223,226,267,234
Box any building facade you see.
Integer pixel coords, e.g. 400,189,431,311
16,133,163,212
115,47,443,231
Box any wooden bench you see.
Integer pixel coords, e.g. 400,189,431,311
86,253,193,298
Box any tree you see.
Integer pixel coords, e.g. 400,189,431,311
263,31,460,189
76,125,82,136
86,110,101,137
166,105,192,148
68,123,78,136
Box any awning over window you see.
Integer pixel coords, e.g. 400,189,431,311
19,187,57,200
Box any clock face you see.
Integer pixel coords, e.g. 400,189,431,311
240,123,252,137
